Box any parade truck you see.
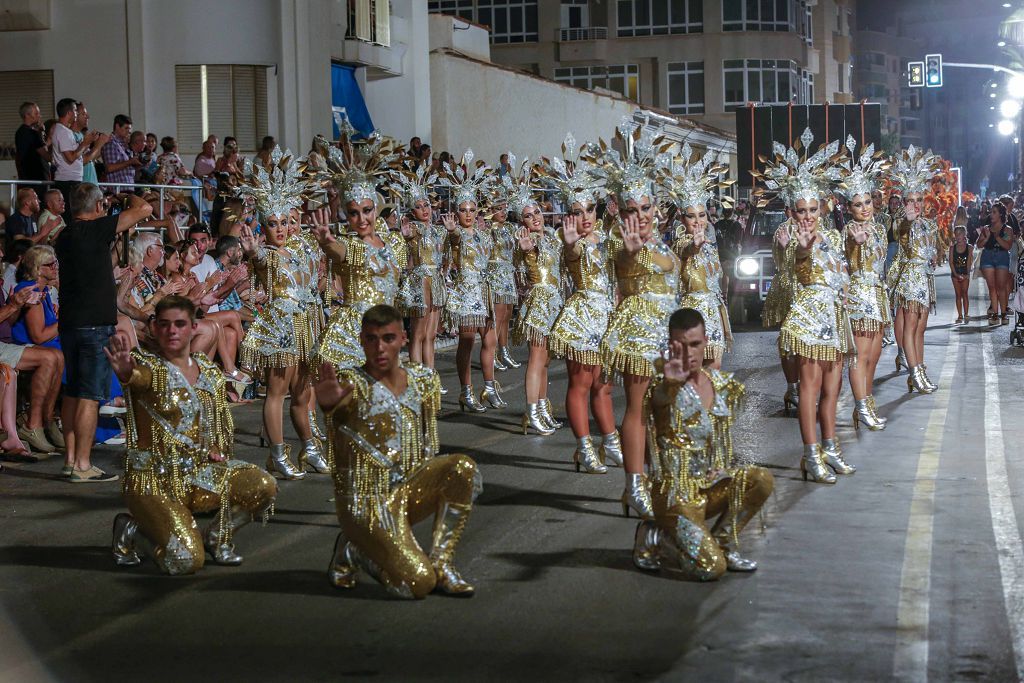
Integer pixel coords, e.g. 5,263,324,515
727,202,787,324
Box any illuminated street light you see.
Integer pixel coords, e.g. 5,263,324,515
999,40,1008,46
1001,99,1022,117
990,123,996,127
1010,75,1024,98
1004,3,1012,8
992,92,999,98
998,119,1016,135
993,82,1000,88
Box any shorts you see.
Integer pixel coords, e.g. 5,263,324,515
980,248,1010,271
0,342,26,368
60,325,115,401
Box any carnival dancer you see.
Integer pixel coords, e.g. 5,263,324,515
664,145,734,368
317,304,479,599
236,147,325,479
753,128,854,484
543,134,622,472
886,147,941,394
591,120,679,515
836,136,891,430
763,204,801,415
441,150,505,412
632,308,773,579
109,296,277,574
486,194,521,372
505,154,563,435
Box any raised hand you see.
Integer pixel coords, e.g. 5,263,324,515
229,264,249,286
308,207,335,247
239,224,258,255
562,214,580,246
442,213,457,233
776,224,791,249
795,222,816,250
692,224,706,250
622,213,644,253
848,222,869,245
103,333,135,382
662,341,687,384
904,202,920,222
517,227,536,252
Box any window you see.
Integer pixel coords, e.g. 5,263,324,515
428,0,474,21
617,0,703,36
667,61,704,114
723,0,797,31
175,65,270,153
554,64,640,101
723,59,804,107
429,1,538,43
0,69,53,153
347,0,390,46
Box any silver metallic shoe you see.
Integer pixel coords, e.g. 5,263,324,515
599,431,624,467
298,438,330,473
622,472,654,518
500,346,521,369
480,380,507,408
309,410,326,441
920,364,937,392
866,396,888,425
538,398,562,429
493,355,508,372
203,520,244,566
852,399,885,431
266,443,306,480
895,347,908,373
458,384,487,412
800,444,836,484
521,404,555,436
573,436,607,474
632,521,662,571
821,437,855,475
430,503,475,596
783,382,799,416
724,550,758,572
907,365,935,394
439,385,448,396
328,532,356,589
112,513,141,567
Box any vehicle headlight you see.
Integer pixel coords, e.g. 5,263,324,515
737,257,760,276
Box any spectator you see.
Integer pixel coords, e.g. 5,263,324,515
999,195,1021,236
2,239,33,300
7,188,62,249
215,137,242,175
14,101,51,190
56,182,152,483
71,102,107,185
213,235,247,314
37,189,67,245
138,133,160,182
100,114,141,189
714,207,743,263
126,131,146,180
409,136,422,160
155,136,192,185
12,245,60,351
51,98,98,205
498,153,510,178
187,224,218,281
193,138,218,178
255,136,277,166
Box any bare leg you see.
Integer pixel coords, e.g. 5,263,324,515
818,360,842,440
780,353,800,385
423,308,440,369
902,310,922,367
849,332,876,400
17,347,63,430
565,360,595,438
525,343,548,404
479,326,497,382
865,331,882,391
997,269,1012,317
893,307,905,349
263,366,294,445
494,304,512,350
621,373,650,475
0,373,28,453
71,398,100,470
797,358,822,445
289,363,314,442
982,268,998,316
456,329,475,386
589,366,616,436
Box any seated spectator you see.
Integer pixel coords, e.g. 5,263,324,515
12,246,59,351
138,133,160,182
255,136,276,166
193,138,218,178
38,189,67,245
6,189,62,250
155,137,192,186
2,239,33,300
215,137,242,175
212,235,248,315
100,114,141,190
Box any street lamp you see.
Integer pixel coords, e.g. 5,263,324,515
1001,99,1022,117
1010,74,1024,98
998,118,1016,135
999,40,1008,46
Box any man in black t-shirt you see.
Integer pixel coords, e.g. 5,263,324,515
56,183,152,483
14,102,50,193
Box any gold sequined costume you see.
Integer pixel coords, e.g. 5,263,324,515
548,221,615,365
887,216,939,314
444,227,494,329
514,228,564,345
316,235,402,369
116,350,277,574
845,219,891,332
326,363,479,599
633,369,773,580
240,230,324,371
779,224,853,361
762,220,798,328
403,220,448,317
675,236,732,361
488,221,520,305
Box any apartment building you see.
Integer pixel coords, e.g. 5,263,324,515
852,27,924,149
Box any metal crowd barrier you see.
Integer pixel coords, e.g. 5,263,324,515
1,178,213,220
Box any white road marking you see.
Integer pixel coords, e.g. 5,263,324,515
892,332,959,681
982,334,1024,681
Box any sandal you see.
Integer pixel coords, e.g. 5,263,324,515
223,369,253,385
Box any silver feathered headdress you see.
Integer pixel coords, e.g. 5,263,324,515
834,135,889,200
889,145,940,195
318,131,402,206
660,142,734,211
391,160,438,210
234,146,311,219
496,151,540,216
752,127,843,208
537,132,605,207
440,149,494,206
584,117,670,204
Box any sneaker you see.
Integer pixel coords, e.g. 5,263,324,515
60,463,73,477
68,466,118,483
99,404,127,416
18,426,55,456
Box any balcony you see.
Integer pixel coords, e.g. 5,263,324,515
556,26,608,62
557,26,608,42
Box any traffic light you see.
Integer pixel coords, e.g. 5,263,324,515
908,61,925,88
925,53,943,88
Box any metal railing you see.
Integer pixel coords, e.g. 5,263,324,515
0,178,214,221
558,26,608,42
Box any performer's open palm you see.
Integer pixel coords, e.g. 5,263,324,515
517,227,536,252
103,333,135,382
796,222,816,250
442,213,458,233
662,341,687,383
622,213,644,253
776,224,791,249
562,215,580,246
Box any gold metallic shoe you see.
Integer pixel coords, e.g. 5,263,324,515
480,380,507,408
538,398,562,429
458,385,487,413
632,521,661,571
599,431,624,467
622,473,654,518
500,346,521,369
852,399,885,431
297,438,330,473
907,365,935,394
800,444,836,484
573,436,607,474
430,503,475,597
783,382,799,416
521,404,555,436
821,437,856,475
327,532,357,589
266,443,306,480
112,513,141,567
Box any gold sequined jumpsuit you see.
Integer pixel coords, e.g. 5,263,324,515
845,219,891,332
675,235,733,361
403,220,448,317
120,350,277,575
633,369,773,581
444,227,494,329
326,363,478,599
514,228,564,346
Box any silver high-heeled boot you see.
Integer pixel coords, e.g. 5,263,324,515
867,396,888,425
203,506,254,566
538,398,562,429
632,521,662,571
621,472,654,518
800,444,836,484
599,431,624,467
821,437,856,475
493,354,508,372
112,513,141,567
458,384,487,413
480,380,507,408
783,382,799,415
328,531,356,589
500,346,521,369
907,365,935,394
298,438,330,473
853,398,885,431
309,410,326,441
521,404,555,436
710,509,759,572
919,364,937,391
573,436,607,474
895,347,908,373
430,503,475,596
266,443,306,480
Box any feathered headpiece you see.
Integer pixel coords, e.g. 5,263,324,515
234,146,311,219
391,159,438,210
834,135,889,200
584,117,670,204
889,145,941,195
440,149,494,206
537,132,605,207
660,142,734,211
752,127,843,208
318,131,402,206
496,151,540,216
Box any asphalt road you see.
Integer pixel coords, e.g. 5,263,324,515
2,272,1023,682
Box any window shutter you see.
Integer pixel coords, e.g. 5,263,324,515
0,70,54,149
255,68,269,143
374,0,391,46
355,0,372,41
232,66,257,151
174,65,203,152
205,64,234,148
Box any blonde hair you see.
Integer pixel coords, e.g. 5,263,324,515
20,245,56,282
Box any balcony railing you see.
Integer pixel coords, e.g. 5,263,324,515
558,26,608,42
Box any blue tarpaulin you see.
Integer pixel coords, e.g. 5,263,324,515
331,63,374,139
